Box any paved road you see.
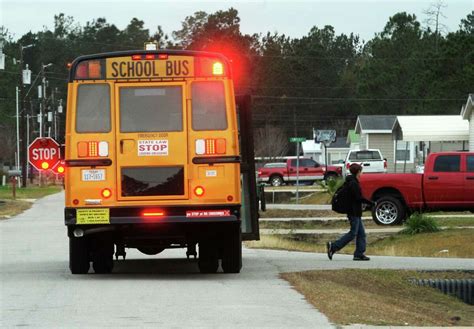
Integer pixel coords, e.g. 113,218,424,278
2,193,473,328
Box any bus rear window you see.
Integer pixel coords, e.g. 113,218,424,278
120,86,183,132
192,81,227,131
76,84,111,133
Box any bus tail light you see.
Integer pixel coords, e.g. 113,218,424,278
142,210,165,217
194,186,205,197
101,188,112,198
195,139,226,155
78,141,108,157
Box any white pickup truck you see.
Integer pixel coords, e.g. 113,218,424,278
344,149,387,174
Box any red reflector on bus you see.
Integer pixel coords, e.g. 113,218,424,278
186,210,231,218
145,54,155,60
132,55,142,60
158,54,168,60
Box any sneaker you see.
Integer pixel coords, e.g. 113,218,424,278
326,242,334,260
353,255,370,261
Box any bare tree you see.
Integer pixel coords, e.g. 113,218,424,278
424,1,448,52
254,124,289,160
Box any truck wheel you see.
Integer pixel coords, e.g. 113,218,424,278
221,225,242,273
69,237,90,274
270,175,283,187
198,242,219,273
372,196,405,225
324,173,337,182
92,240,114,274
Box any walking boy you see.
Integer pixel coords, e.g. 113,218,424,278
327,163,375,261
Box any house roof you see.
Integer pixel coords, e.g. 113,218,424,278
461,94,474,120
355,115,397,134
346,129,360,144
327,137,350,149
394,115,469,142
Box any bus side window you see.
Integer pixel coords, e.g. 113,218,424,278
191,81,227,131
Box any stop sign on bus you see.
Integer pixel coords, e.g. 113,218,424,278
28,137,60,171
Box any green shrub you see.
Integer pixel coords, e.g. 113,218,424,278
325,177,344,196
401,213,440,235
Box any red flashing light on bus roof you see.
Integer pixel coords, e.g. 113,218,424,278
213,62,224,75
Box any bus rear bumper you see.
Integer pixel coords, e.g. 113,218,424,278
64,206,240,226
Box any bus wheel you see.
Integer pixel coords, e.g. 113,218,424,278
92,240,114,274
69,237,90,274
198,242,219,274
221,225,242,273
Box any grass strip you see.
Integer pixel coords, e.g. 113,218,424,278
281,269,474,326
246,229,474,258
0,186,62,200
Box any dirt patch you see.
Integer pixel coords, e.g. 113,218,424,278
0,200,32,219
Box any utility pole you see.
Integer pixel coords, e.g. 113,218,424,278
19,44,33,187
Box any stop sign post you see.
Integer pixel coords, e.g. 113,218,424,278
28,137,60,171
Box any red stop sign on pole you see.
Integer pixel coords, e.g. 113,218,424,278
28,137,60,171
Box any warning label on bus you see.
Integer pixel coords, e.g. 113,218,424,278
138,140,168,156
186,210,231,218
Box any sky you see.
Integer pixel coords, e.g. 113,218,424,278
0,0,472,42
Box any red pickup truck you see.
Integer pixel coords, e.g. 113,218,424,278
257,158,342,186
360,152,474,225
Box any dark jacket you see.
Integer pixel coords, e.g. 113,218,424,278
345,175,374,217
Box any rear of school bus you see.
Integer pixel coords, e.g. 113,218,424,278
64,50,252,274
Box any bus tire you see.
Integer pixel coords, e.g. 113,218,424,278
198,242,219,273
69,237,90,274
92,240,114,274
221,226,242,273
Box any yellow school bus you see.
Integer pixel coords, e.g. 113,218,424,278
65,50,260,274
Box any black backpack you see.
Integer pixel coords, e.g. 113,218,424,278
331,182,350,214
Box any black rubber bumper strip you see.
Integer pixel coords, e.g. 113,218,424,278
192,156,240,165
66,159,112,167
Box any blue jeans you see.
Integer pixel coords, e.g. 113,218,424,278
332,216,366,257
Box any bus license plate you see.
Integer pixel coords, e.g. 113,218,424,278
82,169,106,181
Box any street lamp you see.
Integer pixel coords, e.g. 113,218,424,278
39,63,53,138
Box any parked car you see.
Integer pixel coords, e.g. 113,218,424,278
360,152,474,225
257,158,342,186
345,149,387,174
